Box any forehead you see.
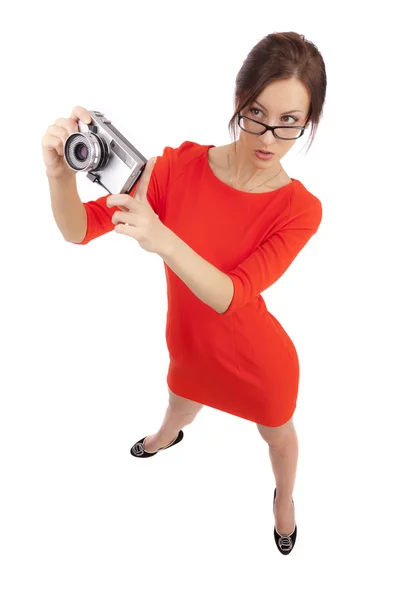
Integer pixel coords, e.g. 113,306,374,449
254,78,309,110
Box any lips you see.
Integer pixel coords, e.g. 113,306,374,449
257,149,274,154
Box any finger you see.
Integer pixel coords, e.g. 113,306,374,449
42,133,64,156
54,118,79,136
48,125,72,148
106,193,131,210
112,210,133,225
115,222,133,235
70,106,92,125
135,157,157,199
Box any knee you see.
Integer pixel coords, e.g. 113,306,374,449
256,418,296,451
168,389,204,415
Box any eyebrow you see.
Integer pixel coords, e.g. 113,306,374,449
253,100,304,114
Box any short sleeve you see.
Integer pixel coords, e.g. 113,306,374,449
71,145,177,245
222,196,323,314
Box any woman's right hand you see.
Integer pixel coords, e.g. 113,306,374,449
41,106,92,179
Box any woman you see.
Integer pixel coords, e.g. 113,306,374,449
71,31,327,555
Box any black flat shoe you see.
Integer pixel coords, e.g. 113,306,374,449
130,430,184,458
273,487,297,555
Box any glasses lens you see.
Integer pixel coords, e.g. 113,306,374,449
239,117,302,139
274,127,303,140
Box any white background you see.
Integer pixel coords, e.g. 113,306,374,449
1,0,399,598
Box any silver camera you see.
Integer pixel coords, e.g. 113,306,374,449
64,110,147,195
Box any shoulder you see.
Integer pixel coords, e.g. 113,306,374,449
159,140,210,169
152,140,210,190
145,140,212,217
288,179,323,229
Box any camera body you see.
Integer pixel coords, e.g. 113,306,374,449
64,110,147,195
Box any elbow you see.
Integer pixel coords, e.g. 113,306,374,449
216,275,235,315
66,236,89,245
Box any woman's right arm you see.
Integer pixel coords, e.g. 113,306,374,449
47,172,87,243
43,107,180,245
42,106,92,243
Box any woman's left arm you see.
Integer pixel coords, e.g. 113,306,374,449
159,230,234,315
159,196,323,316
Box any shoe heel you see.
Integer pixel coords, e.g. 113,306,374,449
273,487,297,555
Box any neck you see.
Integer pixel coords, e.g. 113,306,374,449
229,142,281,190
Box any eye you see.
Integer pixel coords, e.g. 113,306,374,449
249,108,299,124
282,115,299,124
249,108,263,119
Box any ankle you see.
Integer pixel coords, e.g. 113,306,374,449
156,430,180,445
275,491,294,507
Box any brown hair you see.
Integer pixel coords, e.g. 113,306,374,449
228,32,327,155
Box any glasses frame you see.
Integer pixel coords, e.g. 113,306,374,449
237,113,310,140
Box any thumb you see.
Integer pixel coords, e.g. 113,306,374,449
137,191,148,204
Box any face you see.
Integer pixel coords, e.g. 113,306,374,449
238,78,311,166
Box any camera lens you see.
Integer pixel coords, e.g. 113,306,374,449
74,143,89,161
64,131,110,173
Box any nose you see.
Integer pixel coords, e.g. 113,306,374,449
259,128,276,145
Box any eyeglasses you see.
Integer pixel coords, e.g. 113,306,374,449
237,114,307,140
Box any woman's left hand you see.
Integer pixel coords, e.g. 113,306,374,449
106,157,171,255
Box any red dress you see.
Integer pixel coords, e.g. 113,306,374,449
72,141,323,427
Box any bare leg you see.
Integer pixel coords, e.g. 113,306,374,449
144,388,204,453
257,417,298,536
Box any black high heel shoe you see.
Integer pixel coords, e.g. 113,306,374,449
130,430,184,458
273,487,297,555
